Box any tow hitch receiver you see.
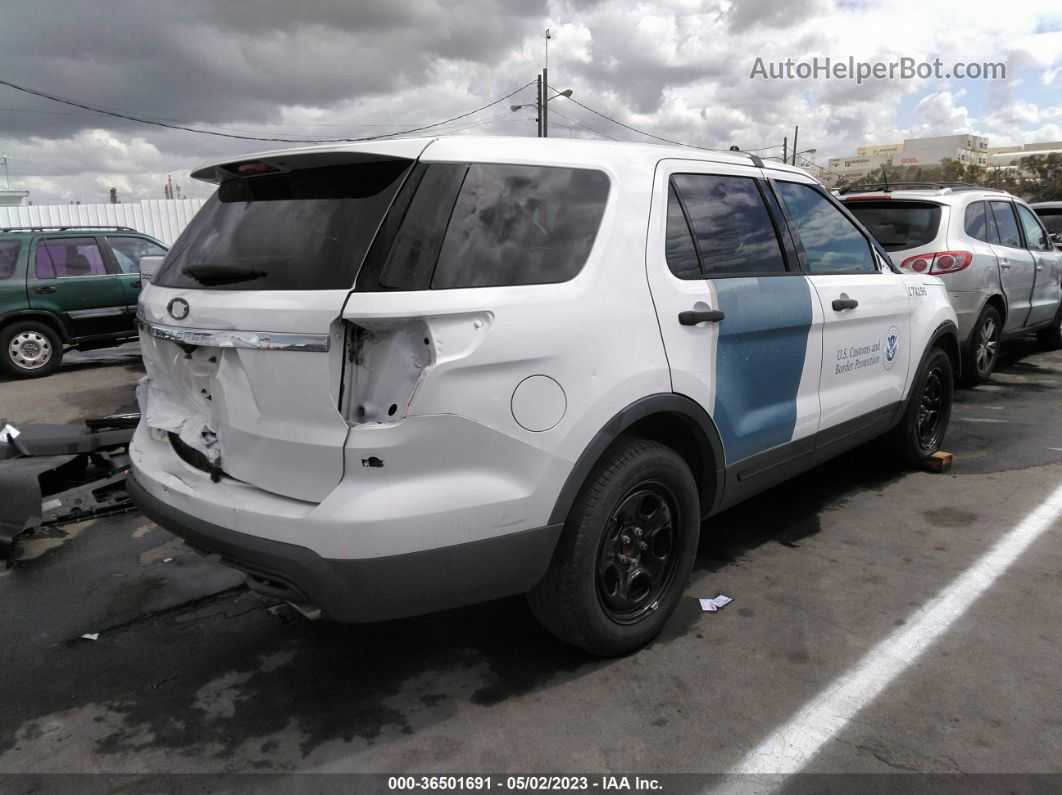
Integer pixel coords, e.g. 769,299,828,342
0,413,139,558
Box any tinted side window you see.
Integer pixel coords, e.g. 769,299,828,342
665,183,701,278
375,164,466,291
1036,208,1062,235
35,238,107,279
1016,204,1051,252
777,182,875,273
964,201,995,243
0,240,20,281
431,164,609,289
109,236,168,273
671,174,785,276
989,202,1022,248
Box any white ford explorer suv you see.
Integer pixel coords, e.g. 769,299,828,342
840,183,1062,384
129,137,958,656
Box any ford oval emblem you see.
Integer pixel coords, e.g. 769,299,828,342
167,297,190,321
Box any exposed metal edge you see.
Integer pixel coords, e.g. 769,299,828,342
140,320,330,352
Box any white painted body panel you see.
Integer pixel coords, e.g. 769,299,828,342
131,136,956,568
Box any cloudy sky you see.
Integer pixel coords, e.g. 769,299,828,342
1,0,1060,204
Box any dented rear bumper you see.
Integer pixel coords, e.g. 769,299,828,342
127,416,571,621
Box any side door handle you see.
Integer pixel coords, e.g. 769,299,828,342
130,280,142,289
832,296,859,311
1000,257,1011,270
34,285,57,294
678,309,725,325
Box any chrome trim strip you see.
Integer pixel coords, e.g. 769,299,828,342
68,307,126,319
140,320,330,352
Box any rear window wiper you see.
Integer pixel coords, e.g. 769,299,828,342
181,264,268,286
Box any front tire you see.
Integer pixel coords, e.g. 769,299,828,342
889,347,954,465
960,305,1001,386
528,436,700,657
0,321,63,378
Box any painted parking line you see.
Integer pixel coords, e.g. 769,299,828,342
720,480,1062,782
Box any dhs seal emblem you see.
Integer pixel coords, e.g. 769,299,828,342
883,326,899,370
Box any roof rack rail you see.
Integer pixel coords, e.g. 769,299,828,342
839,181,1006,195
0,225,138,233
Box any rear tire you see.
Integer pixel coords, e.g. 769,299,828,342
960,305,1002,387
0,321,63,379
888,347,953,466
527,436,700,657
1036,304,1062,350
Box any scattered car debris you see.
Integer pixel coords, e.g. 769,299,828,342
0,413,139,557
80,633,99,641
699,594,733,613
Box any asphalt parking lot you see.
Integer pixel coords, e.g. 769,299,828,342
1,340,1060,784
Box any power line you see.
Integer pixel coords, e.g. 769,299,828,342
559,94,699,148
546,85,776,156
548,108,619,141
0,78,535,143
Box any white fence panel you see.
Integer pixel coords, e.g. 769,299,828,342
0,198,205,245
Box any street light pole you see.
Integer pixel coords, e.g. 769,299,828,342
543,28,552,138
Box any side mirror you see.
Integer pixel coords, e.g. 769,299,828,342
1050,232,1062,249
139,255,165,282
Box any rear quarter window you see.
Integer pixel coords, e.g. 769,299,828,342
844,200,942,252
0,240,20,280
431,164,609,289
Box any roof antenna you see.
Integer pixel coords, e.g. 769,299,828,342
881,166,891,194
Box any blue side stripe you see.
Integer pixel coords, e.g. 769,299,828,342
712,277,813,465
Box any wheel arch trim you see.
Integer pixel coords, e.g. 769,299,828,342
548,393,726,527
0,310,71,342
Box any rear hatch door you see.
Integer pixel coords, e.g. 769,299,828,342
137,142,427,503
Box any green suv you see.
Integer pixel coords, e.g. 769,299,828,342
0,226,168,378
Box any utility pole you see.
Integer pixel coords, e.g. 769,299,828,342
0,153,11,190
792,126,799,165
536,74,543,137
542,28,551,138
542,68,548,137
783,137,787,165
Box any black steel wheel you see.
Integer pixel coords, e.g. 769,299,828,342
528,436,700,657
915,365,947,451
596,483,685,624
889,347,954,465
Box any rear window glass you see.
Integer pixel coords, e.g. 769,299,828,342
35,238,108,279
1036,208,1062,235
845,201,942,252
0,240,19,280
154,160,411,290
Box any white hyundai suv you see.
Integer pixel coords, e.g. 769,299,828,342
841,183,1062,383
129,137,958,656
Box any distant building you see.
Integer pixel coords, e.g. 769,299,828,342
0,190,29,207
825,134,990,185
988,141,1062,169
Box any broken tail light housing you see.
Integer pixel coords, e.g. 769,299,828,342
899,250,972,275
